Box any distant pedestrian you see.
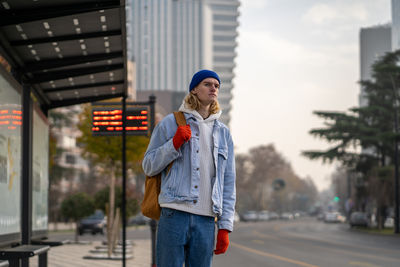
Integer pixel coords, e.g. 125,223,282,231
142,69,236,267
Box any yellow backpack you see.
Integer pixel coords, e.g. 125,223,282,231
141,111,186,220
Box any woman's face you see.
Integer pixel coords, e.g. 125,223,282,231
192,78,220,106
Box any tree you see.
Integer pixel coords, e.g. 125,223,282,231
77,102,148,255
94,186,139,218
60,192,95,242
303,50,400,229
235,144,318,213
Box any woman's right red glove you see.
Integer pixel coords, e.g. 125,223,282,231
173,124,191,150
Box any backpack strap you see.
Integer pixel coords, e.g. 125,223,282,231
173,111,187,126
165,112,186,174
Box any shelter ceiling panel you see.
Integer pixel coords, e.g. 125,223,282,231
1,0,102,10
0,0,127,109
47,84,123,101
39,70,124,89
33,58,124,73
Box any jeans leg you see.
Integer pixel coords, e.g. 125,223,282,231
157,208,188,267
185,214,215,267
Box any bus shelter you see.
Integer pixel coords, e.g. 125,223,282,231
0,1,129,266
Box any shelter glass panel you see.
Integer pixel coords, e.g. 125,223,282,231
32,108,49,232
0,68,22,236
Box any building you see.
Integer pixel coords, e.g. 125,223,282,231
131,0,213,93
392,0,400,50
130,0,240,126
209,0,240,125
359,24,391,106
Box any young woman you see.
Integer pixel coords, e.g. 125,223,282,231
142,70,236,267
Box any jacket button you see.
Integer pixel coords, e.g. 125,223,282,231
193,200,197,204
196,133,199,136
194,185,198,189
196,150,199,153
196,167,199,171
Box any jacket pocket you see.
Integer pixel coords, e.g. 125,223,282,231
217,148,228,177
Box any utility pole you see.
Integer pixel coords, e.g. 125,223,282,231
393,99,400,234
389,75,400,234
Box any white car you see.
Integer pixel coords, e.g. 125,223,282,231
324,212,345,223
234,212,240,222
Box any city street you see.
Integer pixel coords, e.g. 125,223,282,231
215,218,400,267
49,217,400,267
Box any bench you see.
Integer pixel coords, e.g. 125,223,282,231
0,245,50,267
31,239,69,247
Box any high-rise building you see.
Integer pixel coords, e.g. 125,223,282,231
130,0,240,126
359,25,391,106
131,0,213,93
392,0,400,50
208,0,240,125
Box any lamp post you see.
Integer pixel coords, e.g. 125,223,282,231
393,97,400,234
389,75,400,234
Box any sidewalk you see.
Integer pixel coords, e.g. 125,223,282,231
29,239,151,267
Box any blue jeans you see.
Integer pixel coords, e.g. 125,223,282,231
156,208,216,267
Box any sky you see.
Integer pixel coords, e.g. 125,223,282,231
230,0,391,191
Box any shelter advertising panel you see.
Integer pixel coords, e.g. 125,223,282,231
32,107,49,233
0,72,21,237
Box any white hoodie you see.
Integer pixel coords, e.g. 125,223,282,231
160,102,222,217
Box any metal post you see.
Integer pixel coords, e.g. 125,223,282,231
38,253,47,267
394,108,400,234
150,220,157,267
22,85,33,267
122,95,127,266
149,95,156,135
148,95,157,267
389,75,400,234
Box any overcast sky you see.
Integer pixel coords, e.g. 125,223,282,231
231,0,391,191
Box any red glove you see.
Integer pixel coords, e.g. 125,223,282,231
214,229,230,255
173,124,191,150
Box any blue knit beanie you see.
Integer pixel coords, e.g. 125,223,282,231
189,70,220,92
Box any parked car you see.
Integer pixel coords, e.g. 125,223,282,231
384,217,394,228
78,210,106,235
268,211,279,220
241,211,258,222
129,213,151,226
234,212,240,223
258,210,270,221
349,212,369,227
280,212,294,220
324,212,345,223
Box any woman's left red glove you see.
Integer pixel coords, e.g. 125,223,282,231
214,229,230,255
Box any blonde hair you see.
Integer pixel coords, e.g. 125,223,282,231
183,92,220,114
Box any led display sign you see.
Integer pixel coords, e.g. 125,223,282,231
0,104,22,133
91,107,149,136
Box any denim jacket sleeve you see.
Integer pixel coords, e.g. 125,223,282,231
217,132,236,232
142,115,180,177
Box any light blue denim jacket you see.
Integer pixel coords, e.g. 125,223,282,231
142,112,236,231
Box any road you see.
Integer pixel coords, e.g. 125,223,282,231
214,217,400,267
49,217,400,267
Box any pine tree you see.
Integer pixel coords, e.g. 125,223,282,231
303,50,400,229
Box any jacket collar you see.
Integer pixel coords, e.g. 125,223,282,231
178,101,222,123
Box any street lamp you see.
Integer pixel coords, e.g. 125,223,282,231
389,75,400,234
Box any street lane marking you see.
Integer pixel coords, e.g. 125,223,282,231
252,240,265,245
253,230,400,263
231,242,320,267
349,261,382,267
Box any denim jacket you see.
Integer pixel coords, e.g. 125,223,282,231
142,112,236,231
